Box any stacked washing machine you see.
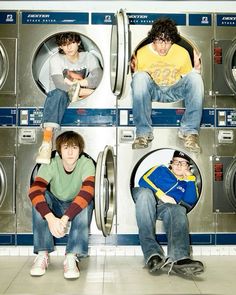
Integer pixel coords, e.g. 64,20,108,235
114,11,216,244
0,11,18,243
212,13,236,243
1,6,236,247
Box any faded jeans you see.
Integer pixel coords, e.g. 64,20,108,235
131,71,204,137
42,89,70,129
132,187,190,264
32,190,94,256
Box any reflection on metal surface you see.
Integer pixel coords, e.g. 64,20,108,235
225,40,236,94
0,42,8,90
0,161,7,208
110,9,129,97
95,145,116,237
225,159,236,210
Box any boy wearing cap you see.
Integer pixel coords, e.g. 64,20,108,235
132,150,204,276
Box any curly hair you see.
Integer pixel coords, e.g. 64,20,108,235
56,32,84,54
56,131,85,156
148,17,181,43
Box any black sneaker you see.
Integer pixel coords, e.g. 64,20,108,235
147,255,164,273
172,258,204,276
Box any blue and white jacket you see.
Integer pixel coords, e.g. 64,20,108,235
138,165,198,207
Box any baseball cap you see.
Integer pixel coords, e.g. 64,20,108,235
172,150,191,163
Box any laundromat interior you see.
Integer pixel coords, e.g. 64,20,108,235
1,0,236,294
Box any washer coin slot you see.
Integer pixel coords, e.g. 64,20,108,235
218,130,234,143
19,129,36,144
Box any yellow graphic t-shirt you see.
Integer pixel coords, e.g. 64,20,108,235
136,43,192,86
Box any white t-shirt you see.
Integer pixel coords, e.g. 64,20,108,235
49,51,102,91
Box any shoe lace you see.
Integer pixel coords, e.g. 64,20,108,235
64,255,79,272
33,254,48,269
185,134,199,147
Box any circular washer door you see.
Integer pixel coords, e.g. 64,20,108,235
95,145,116,237
32,33,103,94
130,148,202,212
225,40,236,93
0,42,9,90
225,159,236,209
110,9,130,97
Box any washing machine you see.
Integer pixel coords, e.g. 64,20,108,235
111,10,214,107
16,125,116,243
0,11,18,108
18,11,115,108
213,13,236,105
116,125,215,245
0,11,17,243
0,128,16,239
111,11,216,244
212,13,236,239
212,109,236,237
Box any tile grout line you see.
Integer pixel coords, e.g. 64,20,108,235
1,245,236,256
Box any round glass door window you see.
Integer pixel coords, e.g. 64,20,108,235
130,148,202,213
32,32,103,97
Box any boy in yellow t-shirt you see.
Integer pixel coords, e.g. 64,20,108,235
131,18,203,153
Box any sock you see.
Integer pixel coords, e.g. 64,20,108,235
38,251,48,256
43,130,53,143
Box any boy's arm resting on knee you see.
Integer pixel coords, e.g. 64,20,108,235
159,194,177,204
64,175,95,220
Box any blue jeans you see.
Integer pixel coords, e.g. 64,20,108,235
132,187,190,264
131,71,204,137
32,190,94,256
42,89,70,129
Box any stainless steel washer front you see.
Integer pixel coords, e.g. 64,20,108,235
0,128,16,233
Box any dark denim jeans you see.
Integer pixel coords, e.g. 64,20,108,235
42,89,70,129
32,190,94,256
132,187,190,264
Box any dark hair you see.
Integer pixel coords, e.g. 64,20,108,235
56,32,84,54
148,17,181,43
56,131,85,156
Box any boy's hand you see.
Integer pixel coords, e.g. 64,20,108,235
160,194,177,204
193,49,201,72
45,213,65,238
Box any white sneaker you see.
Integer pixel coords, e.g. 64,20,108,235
63,254,80,279
36,142,52,164
30,253,49,276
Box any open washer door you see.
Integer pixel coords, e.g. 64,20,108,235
110,9,130,98
95,146,116,237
